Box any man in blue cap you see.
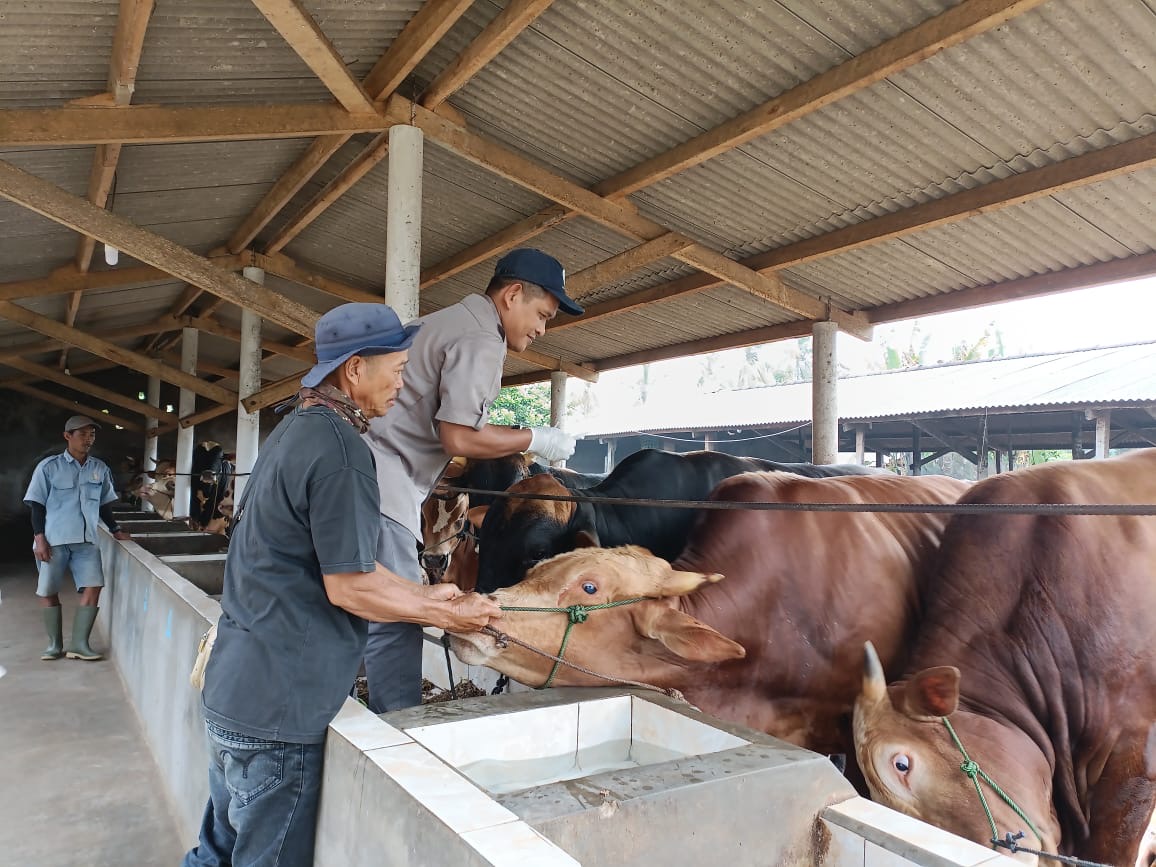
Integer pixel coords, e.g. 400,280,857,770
184,302,501,867
363,247,583,712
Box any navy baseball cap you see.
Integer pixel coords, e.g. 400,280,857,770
301,303,420,388
493,248,583,316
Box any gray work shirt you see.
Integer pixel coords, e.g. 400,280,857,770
202,406,380,744
23,452,118,546
364,293,506,541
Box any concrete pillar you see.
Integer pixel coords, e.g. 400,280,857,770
603,438,616,474
911,426,922,476
235,267,264,503
174,327,198,519
1094,410,1112,459
385,124,423,323
811,321,838,465
549,371,568,466
853,425,866,465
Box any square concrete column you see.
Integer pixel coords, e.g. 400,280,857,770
810,321,838,465
385,124,423,323
235,267,264,502
174,327,198,519
550,370,568,467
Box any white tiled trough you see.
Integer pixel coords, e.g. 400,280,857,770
97,520,1021,867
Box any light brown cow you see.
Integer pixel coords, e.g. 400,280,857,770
853,449,1156,866
451,471,968,759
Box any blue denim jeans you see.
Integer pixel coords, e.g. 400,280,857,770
364,514,424,713
182,720,325,867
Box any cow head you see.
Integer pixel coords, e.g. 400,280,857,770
450,546,745,689
853,642,1059,856
474,474,602,592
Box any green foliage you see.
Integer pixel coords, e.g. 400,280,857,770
1027,449,1067,465
950,323,1006,362
488,383,551,427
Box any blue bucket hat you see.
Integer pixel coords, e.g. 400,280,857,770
301,303,420,388
493,248,583,316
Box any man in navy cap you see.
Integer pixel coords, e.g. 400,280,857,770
184,302,501,867
362,247,583,712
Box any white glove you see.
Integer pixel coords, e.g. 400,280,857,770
528,426,576,462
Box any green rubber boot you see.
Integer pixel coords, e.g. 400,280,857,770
65,605,103,661
41,606,64,660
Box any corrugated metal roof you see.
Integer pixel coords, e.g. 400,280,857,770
580,342,1156,437
4,0,1156,399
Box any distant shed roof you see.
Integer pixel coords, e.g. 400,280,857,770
581,341,1156,437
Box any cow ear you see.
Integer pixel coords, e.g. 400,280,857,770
632,603,746,664
466,505,489,528
659,565,725,597
573,528,601,548
904,666,960,719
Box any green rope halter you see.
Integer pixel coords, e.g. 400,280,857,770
941,716,1045,847
499,598,648,688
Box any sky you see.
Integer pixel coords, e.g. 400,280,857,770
563,274,1156,430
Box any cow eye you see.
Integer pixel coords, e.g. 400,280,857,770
892,754,911,774
581,582,597,595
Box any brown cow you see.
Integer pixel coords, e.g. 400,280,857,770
451,471,968,758
853,449,1156,866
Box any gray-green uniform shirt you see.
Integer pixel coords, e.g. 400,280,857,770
364,293,506,541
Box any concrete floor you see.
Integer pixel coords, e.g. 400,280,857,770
0,559,184,866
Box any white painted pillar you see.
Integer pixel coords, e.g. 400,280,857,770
234,267,265,503
142,375,161,512
811,321,838,465
385,124,423,323
854,424,867,465
603,438,616,474
549,370,567,466
144,374,160,469
1094,410,1112,459
174,327,198,519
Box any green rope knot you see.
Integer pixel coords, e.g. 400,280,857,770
566,605,590,624
960,759,979,778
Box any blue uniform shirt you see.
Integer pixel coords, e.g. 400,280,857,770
23,451,118,546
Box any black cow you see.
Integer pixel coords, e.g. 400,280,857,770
189,442,233,532
473,448,878,592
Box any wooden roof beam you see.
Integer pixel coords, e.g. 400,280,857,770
0,255,242,302
0,159,318,338
393,96,868,335
0,104,391,147
228,0,474,253
259,0,538,252
2,383,145,433
421,0,555,109
178,315,316,363
421,0,1047,296
509,347,598,383
250,0,376,113
264,132,390,253
0,357,178,423
0,299,235,405
251,251,383,303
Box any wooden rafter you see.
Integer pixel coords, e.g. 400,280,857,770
0,357,178,423
0,104,390,147
390,96,870,335
0,299,234,405
0,159,318,338
510,347,597,383
250,251,383,303
0,256,242,302
265,133,390,253
63,0,155,368
553,130,1156,331
2,383,144,433
178,315,316,363
421,0,554,110
420,0,1049,297
250,0,376,113
227,0,475,253
0,318,191,362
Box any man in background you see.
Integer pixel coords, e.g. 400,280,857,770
24,415,130,662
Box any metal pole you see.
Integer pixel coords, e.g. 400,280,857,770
236,266,264,502
174,327,198,519
811,321,838,465
385,124,423,323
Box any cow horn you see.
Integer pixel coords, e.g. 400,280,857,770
862,641,888,702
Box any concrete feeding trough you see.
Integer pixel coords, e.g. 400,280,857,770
133,532,228,557
158,553,226,595
380,688,856,866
